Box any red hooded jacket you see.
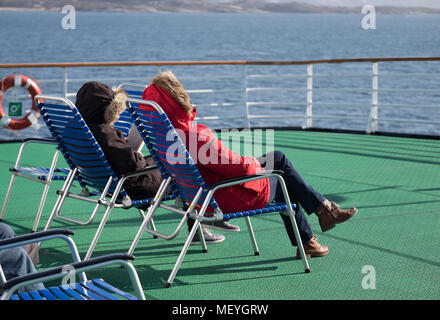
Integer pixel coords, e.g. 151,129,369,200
141,84,270,213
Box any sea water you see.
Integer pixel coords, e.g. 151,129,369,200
0,11,440,139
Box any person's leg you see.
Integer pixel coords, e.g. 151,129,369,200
181,202,226,245
0,247,44,291
278,203,313,246
267,177,329,257
187,218,225,244
201,220,240,232
261,151,357,232
0,222,16,240
0,223,44,292
260,151,325,214
265,159,314,245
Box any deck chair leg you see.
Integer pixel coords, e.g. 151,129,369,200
137,209,158,239
84,204,114,260
56,177,113,227
43,168,77,232
84,190,119,260
276,175,310,273
129,204,158,255
0,174,16,221
166,218,201,288
245,216,260,255
197,224,208,253
32,149,60,232
128,178,172,255
31,182,51,232
43,191,66,232
149,218,157,233
145,211,158,239
287,211,310,273
149,219,158,239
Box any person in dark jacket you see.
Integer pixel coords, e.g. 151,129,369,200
75,81,226,244
75,81,161,199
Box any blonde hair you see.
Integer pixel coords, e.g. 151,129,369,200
151,70,192,115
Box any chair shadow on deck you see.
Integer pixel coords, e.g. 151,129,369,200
85,241,306,290
134,255,304,290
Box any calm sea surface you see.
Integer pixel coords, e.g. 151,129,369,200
1,11,440,140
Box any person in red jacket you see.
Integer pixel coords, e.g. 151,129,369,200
141,71,358,257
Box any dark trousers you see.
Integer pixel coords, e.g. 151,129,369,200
188,151,325,246
0,223,44,292
258,151,326,246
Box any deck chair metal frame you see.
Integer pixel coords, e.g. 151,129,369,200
125,96,311,288
34,95,173,260
0,107,135,233
119,84,209,250
0,229,145,300
0,139,69,232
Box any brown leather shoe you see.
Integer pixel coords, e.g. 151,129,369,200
316,199,358,232
296,235,329,258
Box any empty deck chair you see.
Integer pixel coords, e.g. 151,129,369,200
125,97,311,288
0,108,135,233
34,95,174,260
0,139,70,232
0,229,145,300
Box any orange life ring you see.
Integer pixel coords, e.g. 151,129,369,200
0,75,42,130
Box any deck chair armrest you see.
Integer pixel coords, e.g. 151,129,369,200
18,138,57,151
261,169,284,175
207,170,285,192
0,229,74,249
22,138,56,144
12,138,59,169
2,253,135,291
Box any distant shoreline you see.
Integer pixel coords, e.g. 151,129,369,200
0,7,46,11
0,6,439,15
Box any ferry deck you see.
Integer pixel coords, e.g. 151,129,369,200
0,58,439,300
0,129,438,300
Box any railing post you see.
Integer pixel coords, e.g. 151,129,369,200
367,62,379,133
303,64,313,129
62,67,68,98
243,64,251,128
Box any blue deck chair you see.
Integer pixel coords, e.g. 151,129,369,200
34,95,174,260
125,97,311,288
0,107,135,233
0,139,69,232
0,229,145,300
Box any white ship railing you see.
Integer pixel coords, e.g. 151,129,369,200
1,57,440,135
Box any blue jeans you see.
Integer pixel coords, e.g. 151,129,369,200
0,223,44,292
258,151,326,246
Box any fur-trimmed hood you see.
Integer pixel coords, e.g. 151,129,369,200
76,81,127,125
